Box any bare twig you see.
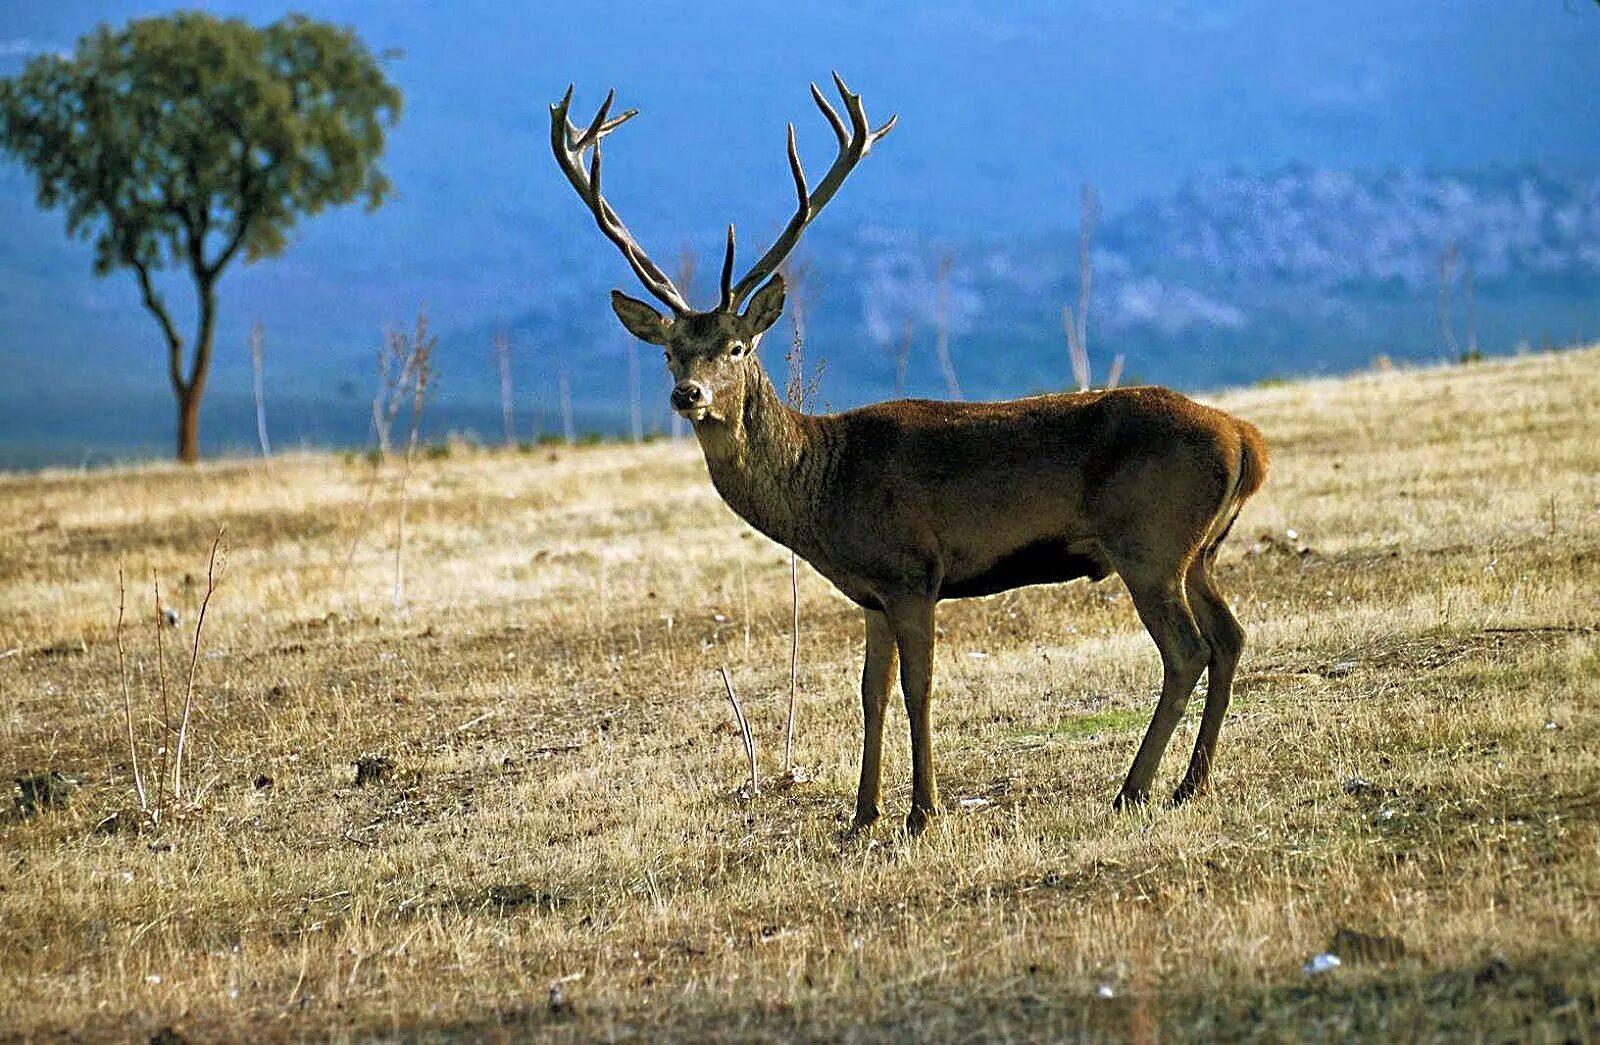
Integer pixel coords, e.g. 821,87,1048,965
493,329,515,446
249,320,270,458
1064,304,1089,392
1065,183,1102,391
559,368,576,446
151,571,172,823
1077,181,1099,379
393,310,437,612
717,666,759,796
1464,260,1478,357
371,328,420,458
115,565,147,811
626,338,643,442
344,319,425,585
932,251,962,400
893,320,911,398
1439,242,1461,359
172,530,226,801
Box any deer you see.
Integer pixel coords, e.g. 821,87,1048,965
550,74,1269,836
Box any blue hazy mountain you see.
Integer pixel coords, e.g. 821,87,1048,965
1,1,1597,466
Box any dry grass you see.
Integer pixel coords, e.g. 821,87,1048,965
2,348,1598,1043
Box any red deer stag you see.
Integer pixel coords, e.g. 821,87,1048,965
551,75,1269,835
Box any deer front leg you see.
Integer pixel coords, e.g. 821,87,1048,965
852,609,899,833
886,597,941,836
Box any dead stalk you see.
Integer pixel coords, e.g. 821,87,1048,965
717,666,758,796
151,571,172,822
493,330,515,446
1440,242,1461,359
172,531,226,801
393,310,436,612
559,368,576,446
894,319,911,398
1065,182,1101,391
342,321,422,586
933,250,962,400
1065,305,1089,392
250,320,271,458
627,338,643,441
115,565,147,811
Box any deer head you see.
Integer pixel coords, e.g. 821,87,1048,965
550,74,895,426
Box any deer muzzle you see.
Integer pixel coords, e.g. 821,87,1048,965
671,381,711,419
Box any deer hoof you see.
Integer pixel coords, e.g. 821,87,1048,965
848,808,881,837
1171,780,1206,806
1113,787,1149,812
905,805,941,837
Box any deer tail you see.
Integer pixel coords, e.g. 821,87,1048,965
1235,419,1270,502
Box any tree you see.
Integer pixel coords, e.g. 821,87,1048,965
0,13,401,462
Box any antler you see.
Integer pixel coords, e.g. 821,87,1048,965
550,86,692,315
721,72,898,310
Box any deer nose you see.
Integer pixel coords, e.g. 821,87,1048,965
671,382,708,410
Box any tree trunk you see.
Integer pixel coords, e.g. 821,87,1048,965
176,384,202,463
170,279,219,464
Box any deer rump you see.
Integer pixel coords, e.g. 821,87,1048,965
802,385,1259,611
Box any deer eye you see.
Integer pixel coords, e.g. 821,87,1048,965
728,341,748,358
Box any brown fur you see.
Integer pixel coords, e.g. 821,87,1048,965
552,81,1270,835
627,298,1269,832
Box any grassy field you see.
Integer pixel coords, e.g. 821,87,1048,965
2,348,1598,1042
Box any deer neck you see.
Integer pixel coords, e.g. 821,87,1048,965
693,363,825,549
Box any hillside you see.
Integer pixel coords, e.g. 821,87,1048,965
1,347,1598,1040
3,162,1596,469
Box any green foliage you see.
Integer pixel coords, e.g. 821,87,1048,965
0,11,400,461
0,12,401,279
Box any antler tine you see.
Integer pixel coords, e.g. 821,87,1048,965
727,72,897,308
718,224,737,311
809,83,848,149
549,87,691,315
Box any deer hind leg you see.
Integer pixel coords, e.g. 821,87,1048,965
1114,573,1210,810
852,608,899,833
1173,548,1245,805
885,596,941,836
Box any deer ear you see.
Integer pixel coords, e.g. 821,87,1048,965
611,290,671,345
740,275,787,337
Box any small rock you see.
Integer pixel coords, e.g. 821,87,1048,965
353,756,395,787
94,809,147,835
1343,776,1374,796
13,772,76,817
1303,952,1342,976
1544,984,1579,1014
1095,984,1115,999
1473,955,1511,985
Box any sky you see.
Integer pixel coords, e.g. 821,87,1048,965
0,1,1596,459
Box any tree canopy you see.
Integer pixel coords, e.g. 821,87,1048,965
0,12,401,461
